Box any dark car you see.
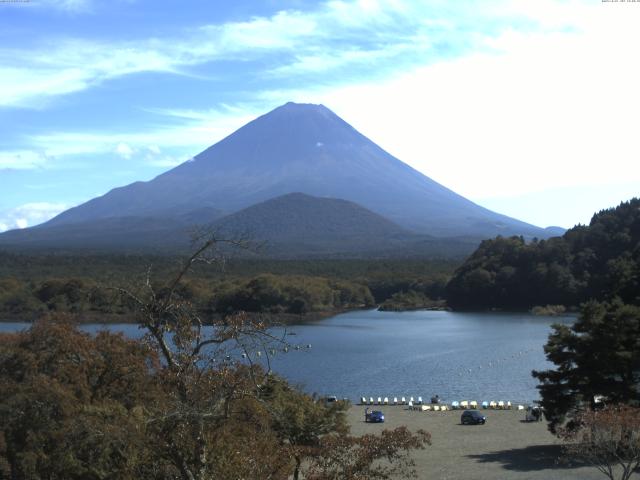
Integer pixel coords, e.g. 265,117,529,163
461,410,486,425
365,409,385,423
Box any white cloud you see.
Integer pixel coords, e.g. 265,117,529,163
115,142,134,159
293,1,640,202
143,143,186,167
0,40,180,108
248,0,639,229
478,181,640,229
0,202,69,232
0,0,505,108
2,0,637,231
26,108,257,165
267,43,416,77
15,219,28,229
146,156,189,168
0,150,49,170
21,0,639,205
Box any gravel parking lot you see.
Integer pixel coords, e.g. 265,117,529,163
347,405,605,480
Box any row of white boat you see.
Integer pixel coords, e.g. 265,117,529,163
360,397,526,410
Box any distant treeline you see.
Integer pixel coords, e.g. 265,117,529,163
0,274,372,322
0,253,456,282
446,198,640,310
0,255,455,321
3,198,639,319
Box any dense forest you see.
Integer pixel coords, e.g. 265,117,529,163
446,198,640,310
3,198,639,319
0,254,454,322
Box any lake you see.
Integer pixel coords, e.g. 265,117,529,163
1,309,572,405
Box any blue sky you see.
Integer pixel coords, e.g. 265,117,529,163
1,0,639,232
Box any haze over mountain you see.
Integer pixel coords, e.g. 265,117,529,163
212,193,477,257
0,193,478,257
0,102,560,255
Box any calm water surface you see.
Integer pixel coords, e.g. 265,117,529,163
1,309,572,404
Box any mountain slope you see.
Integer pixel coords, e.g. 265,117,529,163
41,102,549,239
0,193,478,257
212,193,419,256
214,192,407,240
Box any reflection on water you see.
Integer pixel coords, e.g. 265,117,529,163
1,309,573,404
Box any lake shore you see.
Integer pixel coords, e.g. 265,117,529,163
347,405,603,480
0,307,363,325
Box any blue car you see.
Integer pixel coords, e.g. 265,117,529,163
461,410,486,425
365,409,385,423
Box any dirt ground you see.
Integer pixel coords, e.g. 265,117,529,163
347,405,607,480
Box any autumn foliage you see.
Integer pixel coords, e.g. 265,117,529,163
0,235,431,479
0,316,161,479
559,405,640,480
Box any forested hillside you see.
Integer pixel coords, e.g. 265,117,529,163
446,198,640,310
0,254,455,321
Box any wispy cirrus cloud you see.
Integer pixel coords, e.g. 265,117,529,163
21,106,257,166
1,0,570,175
0,0,553,108
240,1,638,215
0,150,50,170
0,39,181,108
5,0,633,231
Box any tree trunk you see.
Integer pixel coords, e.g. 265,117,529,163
294,455,301,480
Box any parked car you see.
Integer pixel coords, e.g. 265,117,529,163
324,395,338,406
593,395,607,411
461,410,486,425
365,409,385,423
525,406,543,422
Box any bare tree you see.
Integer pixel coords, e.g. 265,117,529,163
113,229,431,480
117,231,287,480
560,405,640,480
